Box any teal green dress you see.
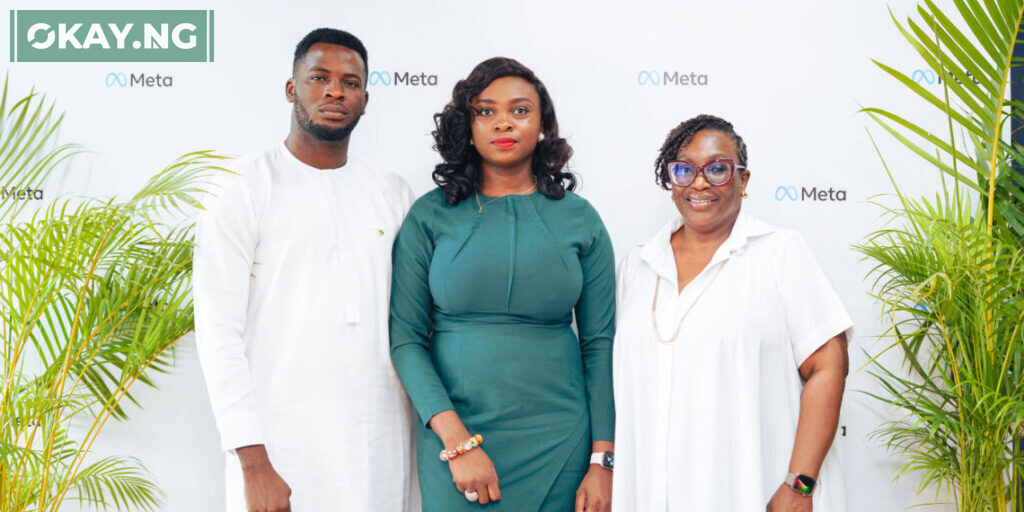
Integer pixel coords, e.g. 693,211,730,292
390,188,615,511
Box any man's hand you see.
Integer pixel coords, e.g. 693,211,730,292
237,445,291,512
575,465,612,512
449,448,501,505
766,483,811,512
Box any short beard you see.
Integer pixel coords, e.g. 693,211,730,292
294,101,361,142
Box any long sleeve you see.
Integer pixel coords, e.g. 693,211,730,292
193,171,264,452
575,214,616,442
389,203,454,426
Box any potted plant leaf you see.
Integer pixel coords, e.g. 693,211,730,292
0,76,227,511
859,1,1024,510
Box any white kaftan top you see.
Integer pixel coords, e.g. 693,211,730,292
194,143,418,512
612,212,852,511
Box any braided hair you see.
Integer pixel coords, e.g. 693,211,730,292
654,114,748,190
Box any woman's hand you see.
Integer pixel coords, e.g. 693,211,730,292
766,483,811,512
449,447,501,505
768,333,845,512
574,465,612,512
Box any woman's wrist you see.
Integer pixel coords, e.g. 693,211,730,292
440,434,484,462
786,465,820,480
428,409,473,449
439,430,471,449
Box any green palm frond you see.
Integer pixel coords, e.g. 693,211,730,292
65,457,162,512
859,2,1024,509
130,150,231,217
862,0,1024,241
0,76,228,511
0,74,79,223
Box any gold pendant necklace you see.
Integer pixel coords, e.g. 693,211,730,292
476,180,538,213
650,261,727,343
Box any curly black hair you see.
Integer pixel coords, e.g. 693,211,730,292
432,57,576,205
654,114,748,190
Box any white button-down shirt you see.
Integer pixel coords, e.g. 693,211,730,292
194,143,418,511
612,212,852,511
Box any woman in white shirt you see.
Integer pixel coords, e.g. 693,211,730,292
612,114,852,511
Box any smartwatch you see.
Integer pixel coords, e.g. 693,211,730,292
784,472,816,496
589,451,614,470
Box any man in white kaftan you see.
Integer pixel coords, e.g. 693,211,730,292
194,29,417,511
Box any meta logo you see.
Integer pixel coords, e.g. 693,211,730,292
368,71,391,86
105,72,174,87
12,416,42,428
106,72,127,87
881,291,929,317
367,71,438,87
1,186,44,201
911,69,939,84
774,186,847,202
10,10,214,62
637,70,709,86
775,186,799,201
910,68,979,85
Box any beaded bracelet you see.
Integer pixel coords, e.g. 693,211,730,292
439,434,484,462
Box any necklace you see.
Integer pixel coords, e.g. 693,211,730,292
475,179,538,213
650,261,727,343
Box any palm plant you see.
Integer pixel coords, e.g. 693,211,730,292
0,76,227,511
859,0,1024,510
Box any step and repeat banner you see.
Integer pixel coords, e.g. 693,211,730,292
4,0,961,510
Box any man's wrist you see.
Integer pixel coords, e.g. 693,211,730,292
236,444,272,471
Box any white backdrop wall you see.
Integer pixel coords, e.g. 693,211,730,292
2,0,969,510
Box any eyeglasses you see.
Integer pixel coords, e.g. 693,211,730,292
666,159,745,187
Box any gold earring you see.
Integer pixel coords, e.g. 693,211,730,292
469,139,474,146
538,133,545,142
741,190,749,198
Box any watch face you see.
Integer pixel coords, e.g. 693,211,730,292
603,453,614,469
793,475,815,494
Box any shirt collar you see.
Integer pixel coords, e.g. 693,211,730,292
639,210,777,281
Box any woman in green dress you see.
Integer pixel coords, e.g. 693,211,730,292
390,57,615,512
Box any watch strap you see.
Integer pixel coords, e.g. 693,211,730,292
784,472,816,496
589,451,614,470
